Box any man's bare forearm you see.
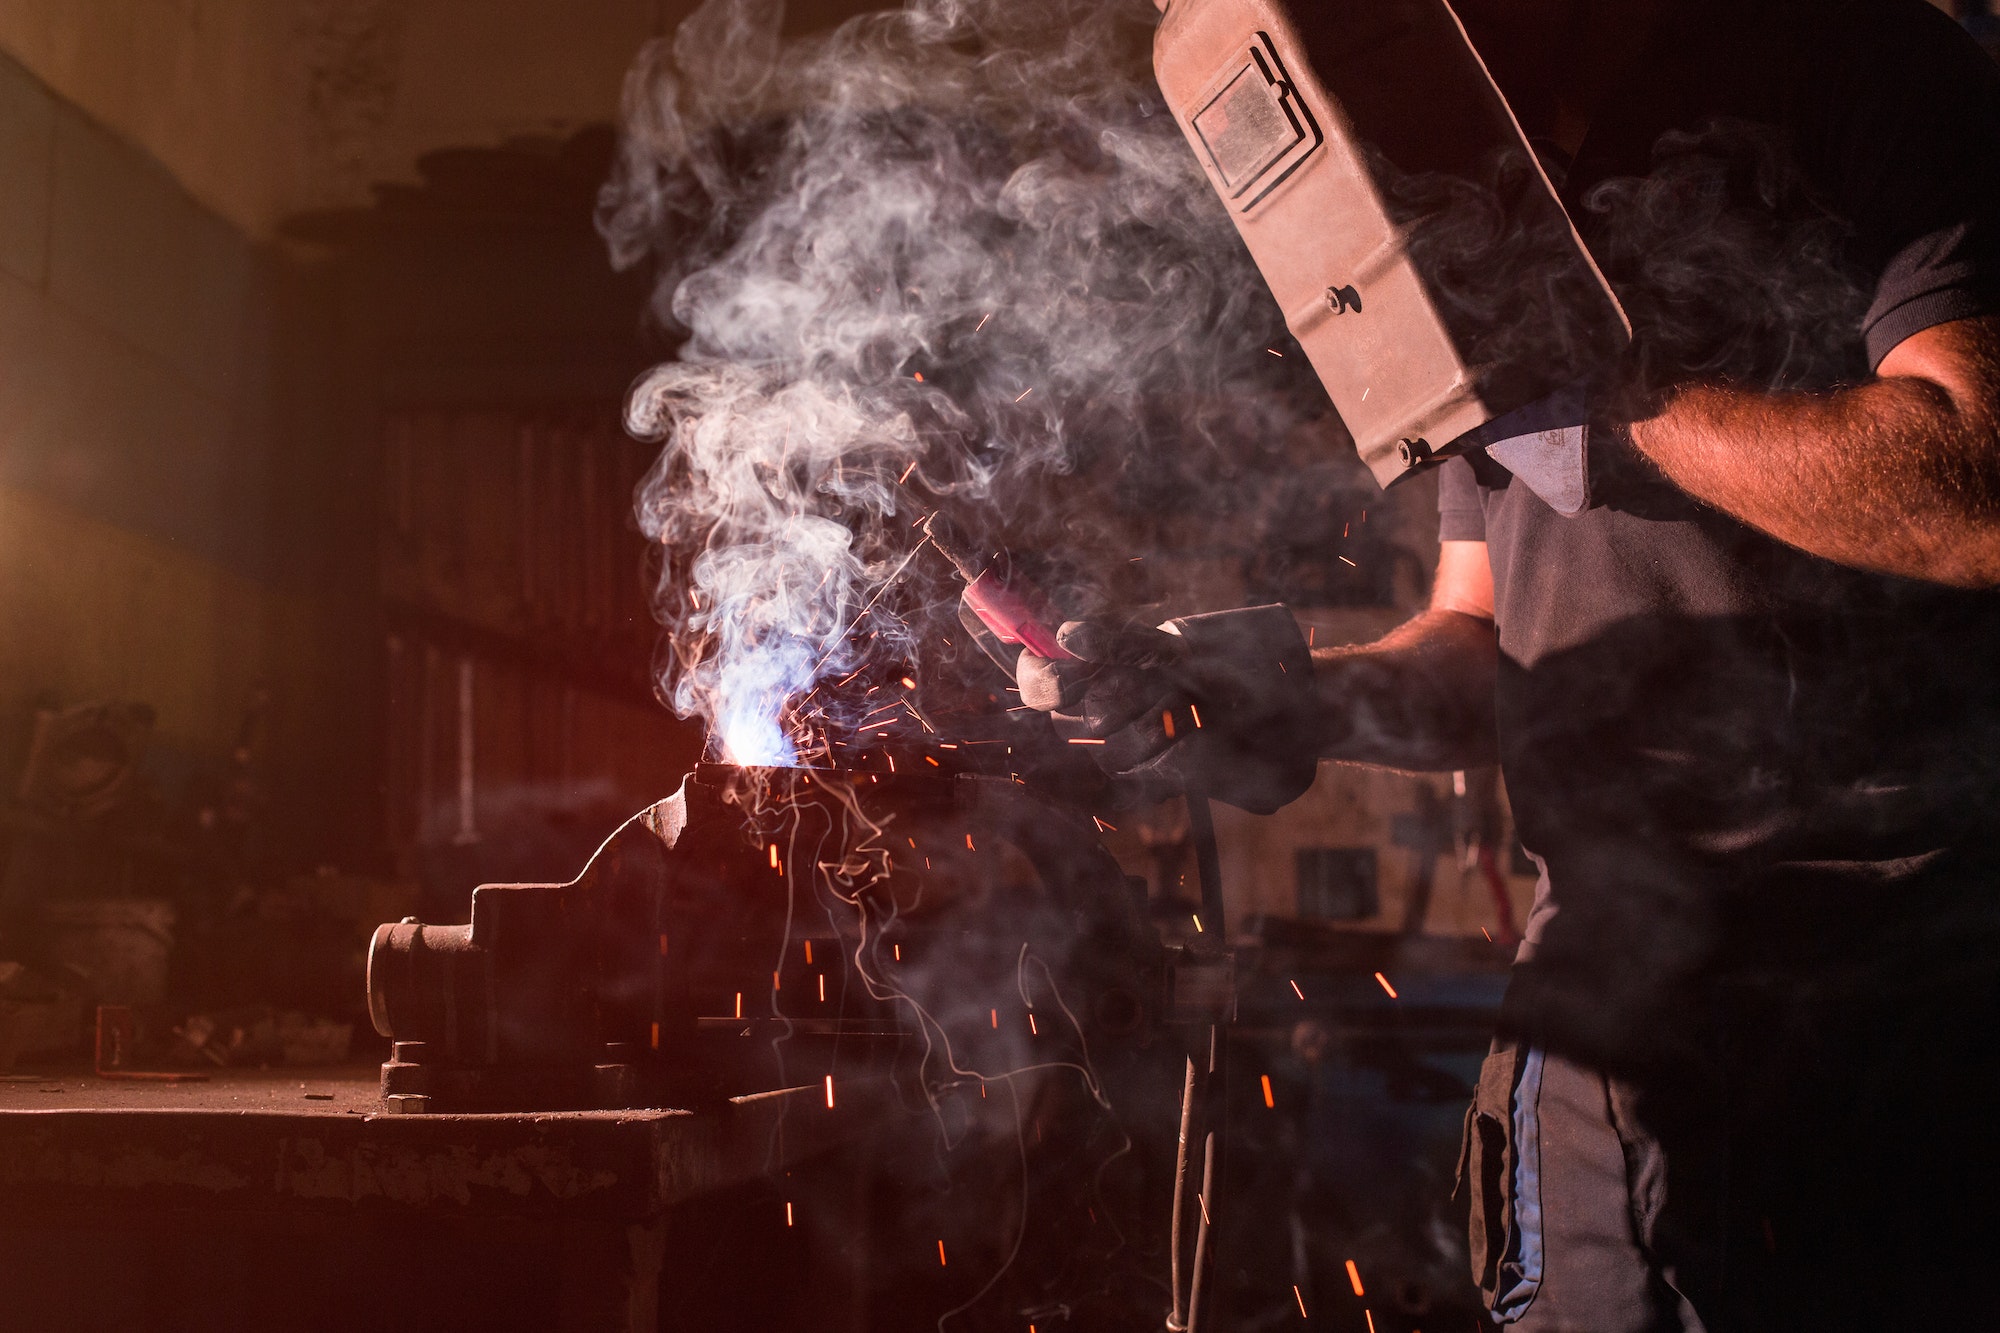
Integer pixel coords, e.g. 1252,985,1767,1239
1310,608,1499,770
1628,316,2000,586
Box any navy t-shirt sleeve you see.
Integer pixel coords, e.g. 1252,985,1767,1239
1437,455,1487,541
1824,1,2000,365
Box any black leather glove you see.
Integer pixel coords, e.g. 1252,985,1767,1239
1016,605,1319,815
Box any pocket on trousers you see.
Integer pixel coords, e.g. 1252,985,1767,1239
1456,1042,1545,1321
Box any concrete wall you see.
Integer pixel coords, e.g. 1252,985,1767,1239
0,0,888,241
0,46,362,861
0,0,658,237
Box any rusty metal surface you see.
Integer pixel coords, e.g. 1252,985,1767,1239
0,1064,881,1223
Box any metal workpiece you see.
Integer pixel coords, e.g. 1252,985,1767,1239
365,764,1165,1113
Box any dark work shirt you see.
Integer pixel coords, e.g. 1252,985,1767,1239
1438,0,2000,1059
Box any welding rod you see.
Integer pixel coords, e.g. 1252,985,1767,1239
1166,1056,1197,1332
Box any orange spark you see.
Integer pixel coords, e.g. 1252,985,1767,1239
650,1021,660,1050
964,834,975,850
803,940,813,963
913,371,924,382
785,1201,794,1227
1293,1285,1307,1318
898,461,917,482
1189,704,1203,728
768,844,779,869
1261,1074,1275,1108
925,755,940,767
658,933,670,956
734,992,742,1018
991,1008,998,1028
1028,1014,1038,1035
1374,971,1398,999
817,973,826,1002
893,945,901,961
1092,816,1117,832
1163,711,1176,739
1014,387,1033,402
1067,737,1106,745
1266,347,1283,356
1192,914,1204,933
975,311,992,332
1346,1259,1365,1296
1338,555,1357,567
937,1239,948,1266
824,1075,835,1109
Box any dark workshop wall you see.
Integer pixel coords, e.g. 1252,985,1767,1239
299,130,703,905
0,47,373,872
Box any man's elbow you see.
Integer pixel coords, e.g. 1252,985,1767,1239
1874,318,2000,586
1913,497,2000,588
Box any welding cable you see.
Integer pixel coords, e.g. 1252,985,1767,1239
1185,1131,1218,1333
1166,1057,1197,1332
1172,785,1227,1330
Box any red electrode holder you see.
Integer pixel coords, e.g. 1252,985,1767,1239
924,512,1078,663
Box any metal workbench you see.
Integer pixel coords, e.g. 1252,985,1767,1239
0,1067,879,1332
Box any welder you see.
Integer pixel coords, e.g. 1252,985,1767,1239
1017,0,2000,1327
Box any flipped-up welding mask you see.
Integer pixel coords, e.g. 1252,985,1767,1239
1152,0,1627,509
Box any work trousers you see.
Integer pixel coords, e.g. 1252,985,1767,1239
1460,965,2000,1332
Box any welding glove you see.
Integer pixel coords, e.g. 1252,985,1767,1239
1016,605,1318,815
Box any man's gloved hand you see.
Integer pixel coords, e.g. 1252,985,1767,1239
1015,604,1319,815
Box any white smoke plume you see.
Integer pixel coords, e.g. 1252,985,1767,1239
597,0,1316,765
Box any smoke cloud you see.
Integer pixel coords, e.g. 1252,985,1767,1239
597,0,1320,765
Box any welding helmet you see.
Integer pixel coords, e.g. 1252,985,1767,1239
1153,0,1628,490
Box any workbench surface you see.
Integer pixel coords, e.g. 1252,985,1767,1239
1,1065,391,1115
0,1064,880,1331
0,1063,868,1220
